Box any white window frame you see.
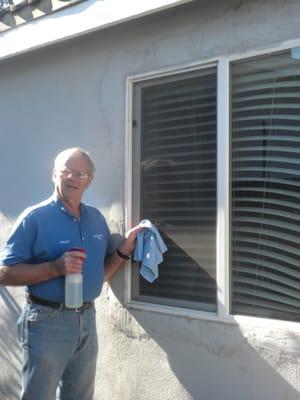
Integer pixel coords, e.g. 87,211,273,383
124,40,300,333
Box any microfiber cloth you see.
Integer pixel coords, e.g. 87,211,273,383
133,219,168,283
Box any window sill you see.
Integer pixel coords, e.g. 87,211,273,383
127,300,238,325
127,300,300,332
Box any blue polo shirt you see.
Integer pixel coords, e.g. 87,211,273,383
0,195,110,302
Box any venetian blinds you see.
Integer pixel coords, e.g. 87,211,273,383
231,50,300,321
133,67,217,311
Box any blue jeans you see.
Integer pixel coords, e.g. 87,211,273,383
17,302,98,400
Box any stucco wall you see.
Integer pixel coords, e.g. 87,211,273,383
0,1,299,399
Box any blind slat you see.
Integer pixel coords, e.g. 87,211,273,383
135,67,217,311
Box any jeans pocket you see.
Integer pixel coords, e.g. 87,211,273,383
27,304,58,323
17,304,58,345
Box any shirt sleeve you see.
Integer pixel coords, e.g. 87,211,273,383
106,232,124,257
0,211,36,266
104,221,125,257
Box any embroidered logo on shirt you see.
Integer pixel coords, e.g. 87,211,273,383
93,234,103,240
60,240,71,245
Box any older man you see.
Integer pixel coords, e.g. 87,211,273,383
0,148,140,400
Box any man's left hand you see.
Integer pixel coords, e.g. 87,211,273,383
118,224,142,257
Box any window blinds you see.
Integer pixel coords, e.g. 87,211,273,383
231,51,300,321
136,68,217,311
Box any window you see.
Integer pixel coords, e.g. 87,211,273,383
131,67,217,312
130,48,300,323
231,50,300,322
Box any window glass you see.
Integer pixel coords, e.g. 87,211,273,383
231,50,300,322
132,68,217,311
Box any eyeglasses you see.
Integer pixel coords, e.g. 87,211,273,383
58,168,91,182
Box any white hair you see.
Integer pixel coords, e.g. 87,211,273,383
54,147,95,175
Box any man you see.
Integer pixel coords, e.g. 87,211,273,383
0,147,140,400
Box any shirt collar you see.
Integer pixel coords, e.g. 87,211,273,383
51,192,87,218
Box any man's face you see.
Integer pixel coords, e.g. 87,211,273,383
53,153,93,204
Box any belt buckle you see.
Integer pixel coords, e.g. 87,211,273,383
74,306,82,313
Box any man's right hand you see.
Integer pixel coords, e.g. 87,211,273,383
55,249,86,276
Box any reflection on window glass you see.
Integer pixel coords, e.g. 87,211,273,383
133,68,217,312
231,50,300,322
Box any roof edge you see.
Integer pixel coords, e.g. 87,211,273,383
0,0,193,62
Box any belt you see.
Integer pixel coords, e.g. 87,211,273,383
26,294,93,313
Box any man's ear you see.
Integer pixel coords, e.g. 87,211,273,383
52,168,57,183
85,175,94,188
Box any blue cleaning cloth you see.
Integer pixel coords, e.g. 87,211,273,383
133,219,168,283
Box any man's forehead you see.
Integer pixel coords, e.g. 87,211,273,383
57,153,90,170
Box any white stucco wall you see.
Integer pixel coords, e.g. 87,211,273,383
0,1,299,399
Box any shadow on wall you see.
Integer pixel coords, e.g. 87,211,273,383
109,276,300,400
0,287,22,400
0,211,22,399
